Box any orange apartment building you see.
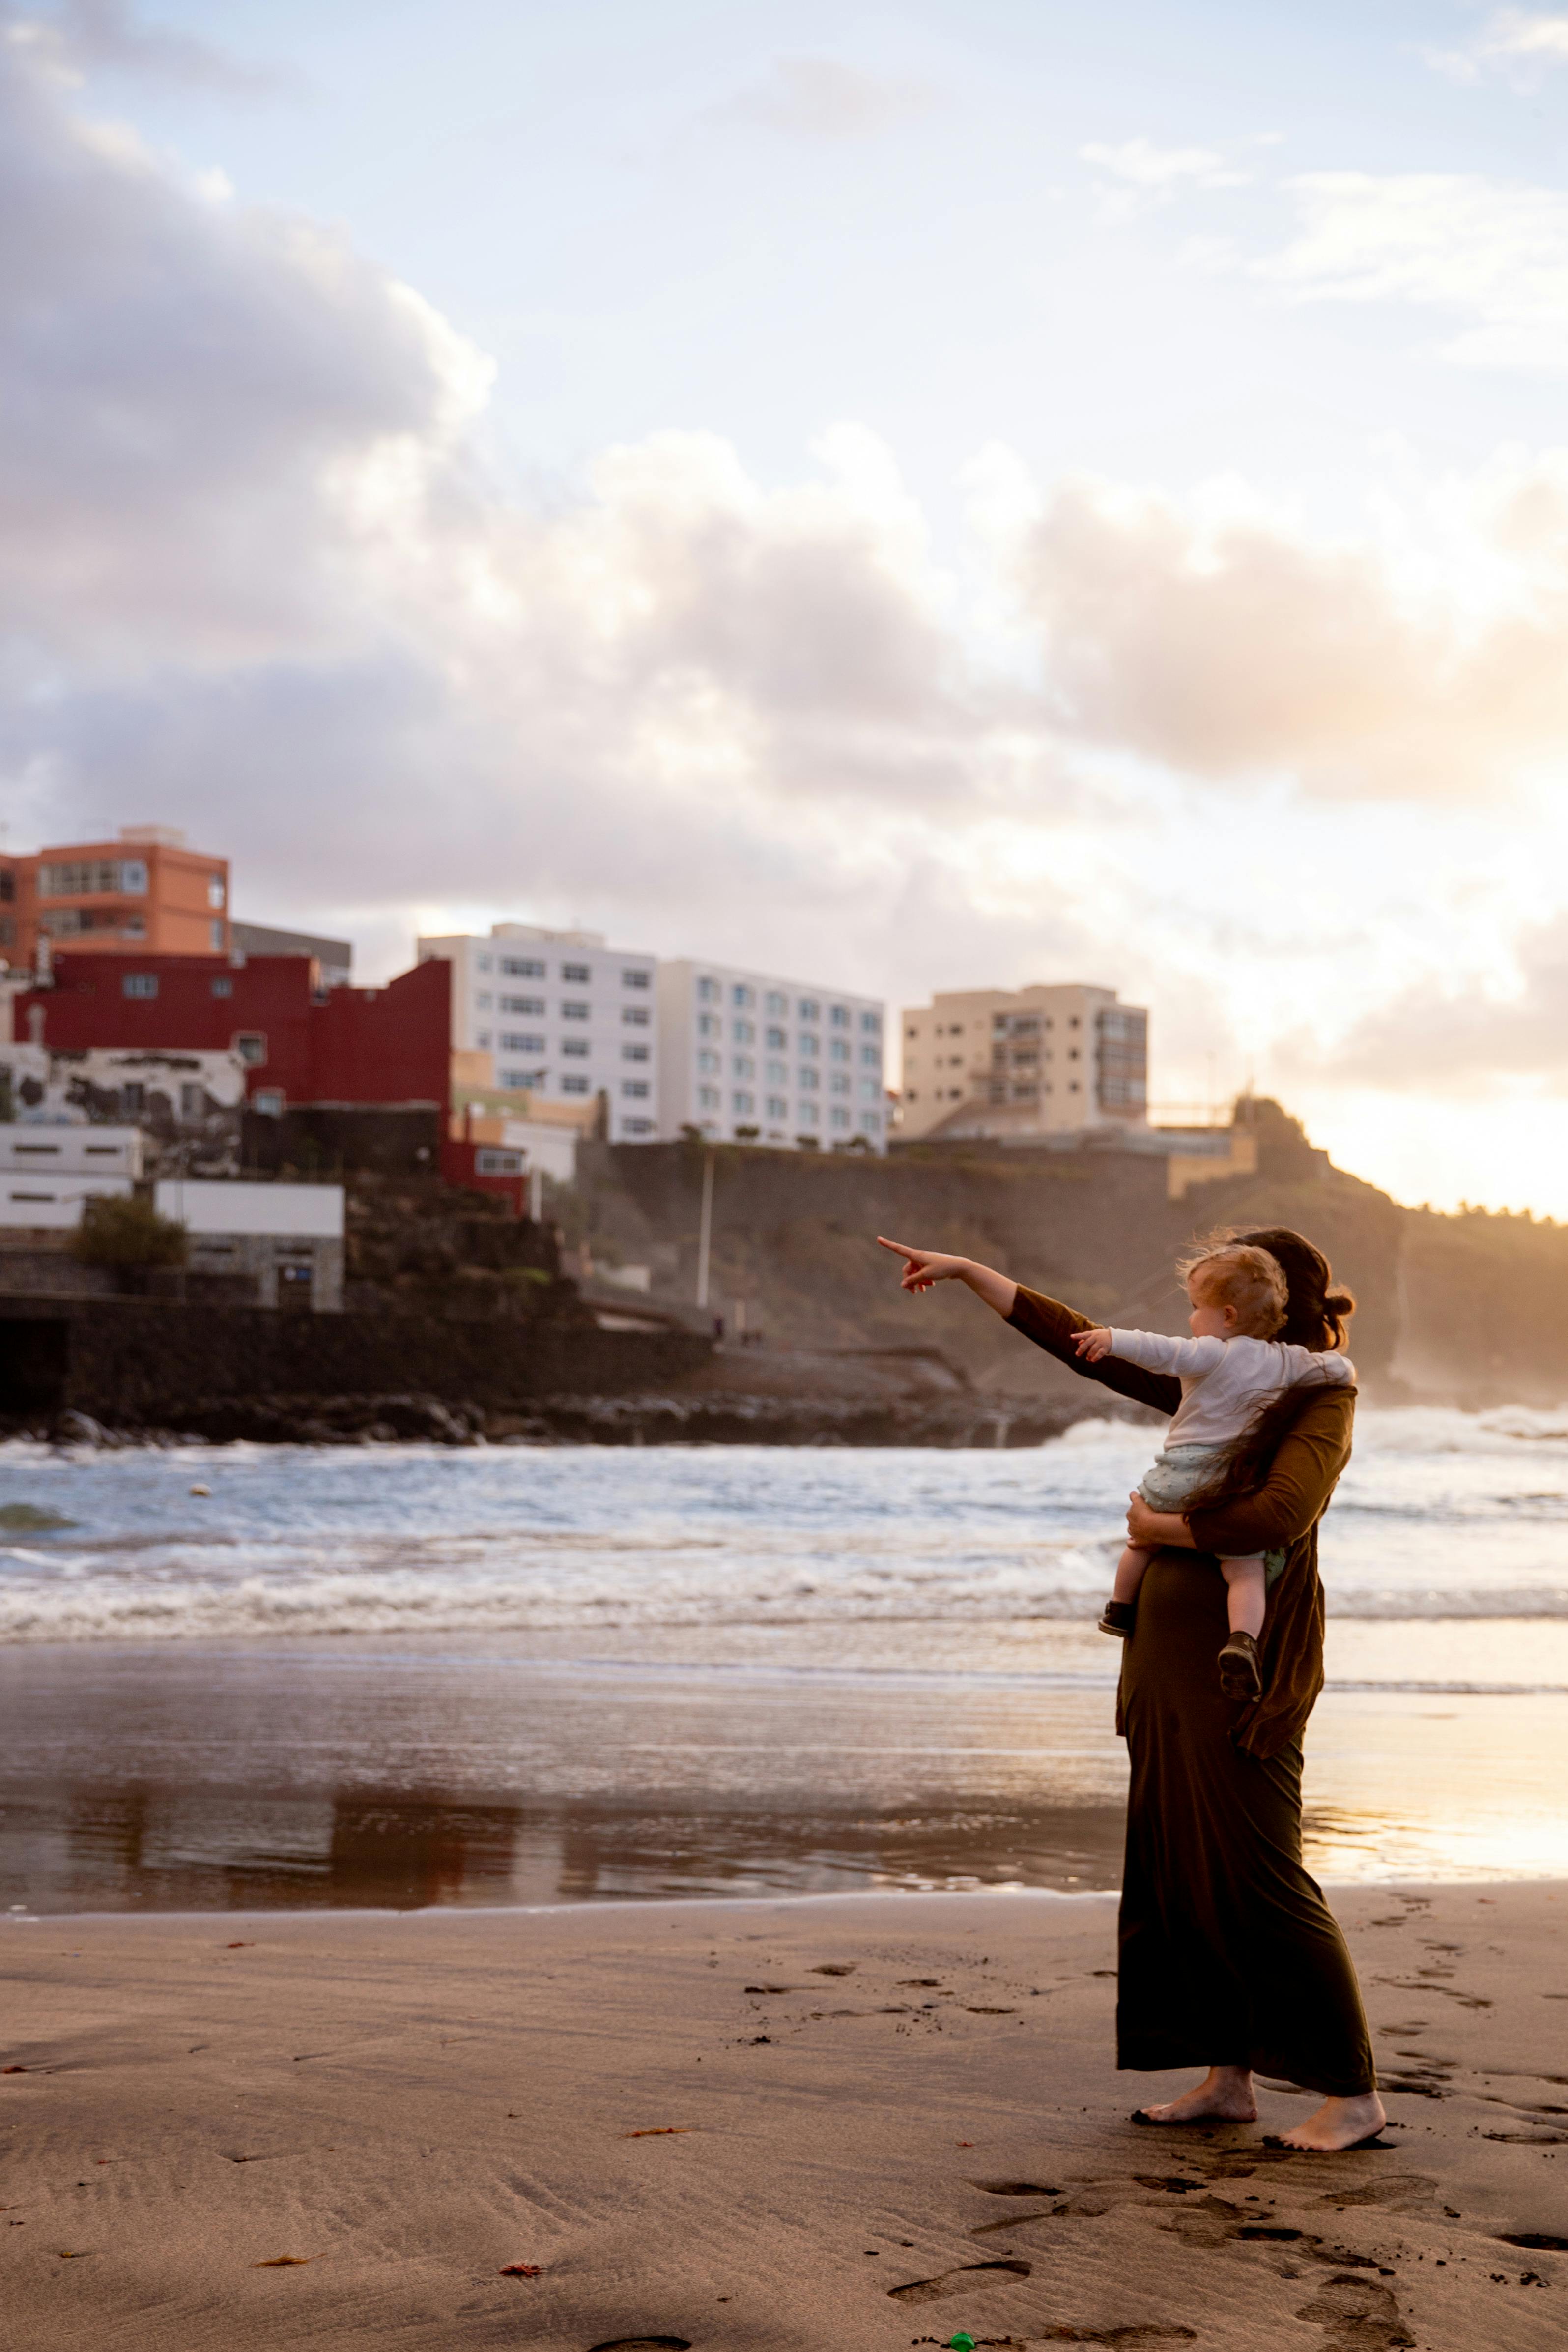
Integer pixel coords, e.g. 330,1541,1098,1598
0,825,229,972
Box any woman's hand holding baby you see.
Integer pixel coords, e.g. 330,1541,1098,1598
1073,1326,1114,1361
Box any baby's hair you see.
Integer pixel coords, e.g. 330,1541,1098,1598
1176,1241,1288,1339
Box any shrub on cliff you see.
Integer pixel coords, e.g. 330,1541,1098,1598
70,1195,188,1269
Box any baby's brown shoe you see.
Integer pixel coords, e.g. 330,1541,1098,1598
1098,1600,1137,1638
1218,1629,1262,1700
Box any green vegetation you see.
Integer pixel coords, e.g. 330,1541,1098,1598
70,1195,188,1270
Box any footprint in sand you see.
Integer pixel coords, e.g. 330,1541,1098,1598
1294,2275,1414,2351
888,2258,1031,2303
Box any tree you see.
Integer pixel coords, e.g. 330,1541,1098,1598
70,1195,187,1269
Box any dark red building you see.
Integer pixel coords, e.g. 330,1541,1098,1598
21,951,451,1113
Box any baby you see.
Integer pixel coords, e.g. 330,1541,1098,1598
1074,1241,1355,1700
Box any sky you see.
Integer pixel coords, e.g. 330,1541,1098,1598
8,1,1568,1212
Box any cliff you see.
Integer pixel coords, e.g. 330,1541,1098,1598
570,1104,1568,1409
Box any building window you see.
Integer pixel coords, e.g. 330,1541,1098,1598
698,1049,720,1075
562,962,591,983
798,997,819,1023
501,994,544,1015
859,1078,882,1102
501,1067,545,1090
766,1095,788,1119
621,1079,650,1098
860,1011,880,1034
798,1066,819,1090
206,875,226,910
765,1025,787,1050
731,983,756,1008
733,1055,755,1080
211,977,232,999
562,1037,590,1058
798,1031,819,1057
477,992,493,1009
830,1038,850,1063
830,1004,850,1028
500,1032,545,1053
831,1073,850,1095
623,1117,656,1135
43,858,147,897
476,954,493,973
562,1000,590,1020
859,1044,880,1067
120,1082,145,1114
232,1031,267,1066
561,1075,591,1095
698,1013,720,1039
733,1090,755,1115
864,1111,882,1132
622,967,651,989
476,1030,492,1050
699,1084,720,1109
764,990,787,1016
206,919,223,951
733,1018,755,1044
123,974,158,999
830,1107,850,1130
476,1148,523,1175
766,1058,787,1085
696,976,720,1003
622,1043,650,1062
622,1005,650,1026
502,956,545,978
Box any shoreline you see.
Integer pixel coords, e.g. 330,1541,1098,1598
5,1884,1564,2350
1,1871,1556,1925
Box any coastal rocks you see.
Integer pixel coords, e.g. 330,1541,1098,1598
7,1388,1142,1449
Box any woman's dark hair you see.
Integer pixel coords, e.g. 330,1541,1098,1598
1226,1226,1354,1353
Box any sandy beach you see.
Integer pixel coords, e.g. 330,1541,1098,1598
3,1883,1565,2350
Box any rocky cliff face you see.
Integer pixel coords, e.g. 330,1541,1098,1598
569,1108,1568,1409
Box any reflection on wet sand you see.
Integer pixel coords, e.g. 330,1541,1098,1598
0,1777,1542,1912
1,1639,1564,1910
3,1783,1130,1910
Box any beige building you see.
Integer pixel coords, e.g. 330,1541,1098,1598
898,983,1147,1142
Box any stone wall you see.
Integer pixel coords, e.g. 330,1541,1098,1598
0,1295,712,1423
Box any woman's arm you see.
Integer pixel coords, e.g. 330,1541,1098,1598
1007,1285,1183,1418
876,1238,1017,1317
1184,1391,1354,1557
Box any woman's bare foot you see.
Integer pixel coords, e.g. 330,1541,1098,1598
1278,2091,1387,2151
1134,2065,1257,2125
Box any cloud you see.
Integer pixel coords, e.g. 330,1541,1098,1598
7,0,289,97
1289,914,1568,1095
1428,9,1568,86
1011,459,1568,797
1260,170,1568,371
707,56,932,143
1080,136,1248,221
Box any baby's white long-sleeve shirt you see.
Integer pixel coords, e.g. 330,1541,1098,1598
1106,1327,1355,1449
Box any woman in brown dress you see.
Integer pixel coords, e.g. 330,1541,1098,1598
877,1224,1386,2152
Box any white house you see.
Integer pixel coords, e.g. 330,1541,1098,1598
153,1179,345,1311
656,960,887,1151
0,1124,143,1228
416,924,658,1145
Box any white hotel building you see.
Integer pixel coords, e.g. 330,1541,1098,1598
416,924,659,1144
656,960,887,1151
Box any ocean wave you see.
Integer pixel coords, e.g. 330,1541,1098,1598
3,1569,1568,1642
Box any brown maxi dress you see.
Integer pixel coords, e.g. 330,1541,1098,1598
1008,1285,1376,2098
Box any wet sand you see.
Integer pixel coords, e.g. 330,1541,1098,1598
5,1639,1568,1910
3,1885,1565,2350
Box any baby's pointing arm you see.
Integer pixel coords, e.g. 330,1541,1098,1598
1106,1329,1227,1378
